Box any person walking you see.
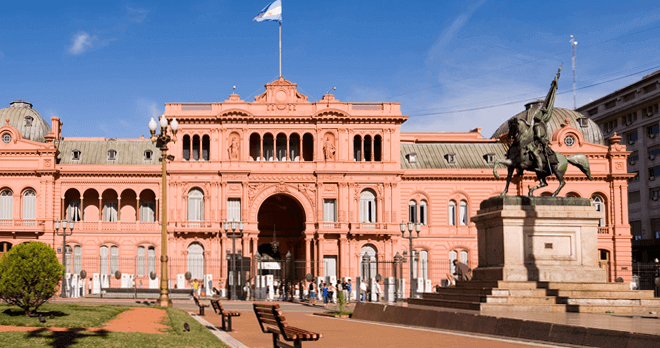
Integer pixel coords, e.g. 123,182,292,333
374,280,381,302
360,280,368,302
347,279,352,302
308,281,316,305
322,282,329,308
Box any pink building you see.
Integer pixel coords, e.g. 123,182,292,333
0,78,633,294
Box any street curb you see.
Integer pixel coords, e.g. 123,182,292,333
188,312,249,348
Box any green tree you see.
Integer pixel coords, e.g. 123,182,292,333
0,242,64,316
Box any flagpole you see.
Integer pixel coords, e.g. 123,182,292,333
279,21,282,77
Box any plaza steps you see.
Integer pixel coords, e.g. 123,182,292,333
408,280,660,316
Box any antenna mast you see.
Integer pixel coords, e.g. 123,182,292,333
570,35,578,109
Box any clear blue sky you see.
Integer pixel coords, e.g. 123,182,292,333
2,0,660,139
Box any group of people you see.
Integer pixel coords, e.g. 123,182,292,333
304,278,354,307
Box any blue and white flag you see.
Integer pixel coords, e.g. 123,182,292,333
253,0,282,22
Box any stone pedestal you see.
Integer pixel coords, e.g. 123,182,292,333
471,196,606,282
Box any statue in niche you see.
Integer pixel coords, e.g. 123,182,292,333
323,136,336,161
228,135,239,160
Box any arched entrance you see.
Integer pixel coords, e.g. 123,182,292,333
257,194,306,260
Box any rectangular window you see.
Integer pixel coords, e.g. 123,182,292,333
419,202,427,225
629,191,640,203
651,187,660,201
100,246,108,275
626,131,638,144
629,151,639,164
649,145,660,160
629,171,639,183
648,124,660,138
139,201,155,222
649,166,660,179
22,193,36,220
605,100,616,109
630,220,642,236
0,193,12,220
137,246,145,277
323,199,337,222
408,203,417,223
643,83,657,94
227,198,241,222
588,108,598,116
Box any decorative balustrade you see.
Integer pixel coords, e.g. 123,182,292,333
597,227,610,235
0,219,46,232
349,222,391,232
74,221,160,232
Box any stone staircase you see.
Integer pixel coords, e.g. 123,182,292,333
408,281,660,315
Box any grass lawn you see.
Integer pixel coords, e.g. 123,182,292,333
0,304,227,347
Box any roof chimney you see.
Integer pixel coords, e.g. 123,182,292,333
10,100,33,109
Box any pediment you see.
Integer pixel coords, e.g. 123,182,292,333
254,76,309,104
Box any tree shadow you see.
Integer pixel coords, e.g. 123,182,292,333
2,309,68,318
27,328,109,348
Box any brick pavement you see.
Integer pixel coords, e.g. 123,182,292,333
200,307,559,348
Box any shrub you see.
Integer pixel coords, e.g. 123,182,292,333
0,242,63,316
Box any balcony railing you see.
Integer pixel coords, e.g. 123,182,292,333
349,222,391,231
0,219,46,232
74,221,160,232
597,227,610,234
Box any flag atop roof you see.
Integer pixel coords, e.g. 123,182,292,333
253,0,282,22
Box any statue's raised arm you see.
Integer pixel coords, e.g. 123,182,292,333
539,65,562,124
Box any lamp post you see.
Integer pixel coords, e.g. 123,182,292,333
149,115,178,307
224,221,244,301
399,221,421,299
54,220,75,298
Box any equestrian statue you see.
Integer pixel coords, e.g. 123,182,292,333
493,65,593,197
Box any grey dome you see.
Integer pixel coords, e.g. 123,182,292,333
491,101,604,145
0,101,51,142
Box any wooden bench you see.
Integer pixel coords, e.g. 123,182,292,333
253,303,322,348
192,295,209,316
210,299,240,332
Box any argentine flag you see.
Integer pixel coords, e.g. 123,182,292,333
253,0,282,22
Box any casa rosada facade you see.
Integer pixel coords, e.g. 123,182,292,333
0,77,635,291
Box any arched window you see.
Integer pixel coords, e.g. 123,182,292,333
359,190,377,223
100,246,108,275
0,189,13,221
276,133,287,161
250,133,261,161
202,135,210,161
419,250,428,279
187,243,204,279
289,133,300,161
408,200,417,223
353,135,362,161
73,245,82,274
448,200,456,226
360,244,377,280
374,135,382,162
449,250,458,274
459,200,468,225
460,250,468,265
147,247,156,275
137,246,145,277
22,190,36,221
192,135,200,161
302,133,314,161
188,188,204,224
110,246,119,274
68,201,81,222
103,201,118,222
591,195,605,227
420,200,428,225
364,135,372,161
183,134,191,161
263,133,274,161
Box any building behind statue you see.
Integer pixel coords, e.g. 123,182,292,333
0,76,633,294
578,70,660,263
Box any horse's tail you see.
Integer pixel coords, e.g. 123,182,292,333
566,154,593,180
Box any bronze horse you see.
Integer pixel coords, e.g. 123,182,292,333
493,117,593,197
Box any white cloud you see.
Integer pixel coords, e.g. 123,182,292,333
127,7,149,23
68,32,97,55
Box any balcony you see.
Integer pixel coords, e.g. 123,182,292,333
315,222,349,232
349,222,395,234
74,221,160,232
598,227,610,235
168,221,219,235
0,219,46,233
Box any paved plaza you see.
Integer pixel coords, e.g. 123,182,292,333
46,297,660,347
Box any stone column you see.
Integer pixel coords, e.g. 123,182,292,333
317,235,325,276
370,136,374,161
136,198,140,222
98,198,102,221
260,134,264,161
360,138,364,161
339,235,348,278
305,236,312,276
117,198,121,221
286,134,290,161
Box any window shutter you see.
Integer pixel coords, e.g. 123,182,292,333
23,192,36,220
137,246,145,277
100,246,108,275
147,247,156,274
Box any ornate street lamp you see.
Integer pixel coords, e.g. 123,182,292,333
149,115,178,307
224,221,244,301
55,220,75,298
400,221,421,299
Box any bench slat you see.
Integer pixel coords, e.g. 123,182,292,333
254,303,323,345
